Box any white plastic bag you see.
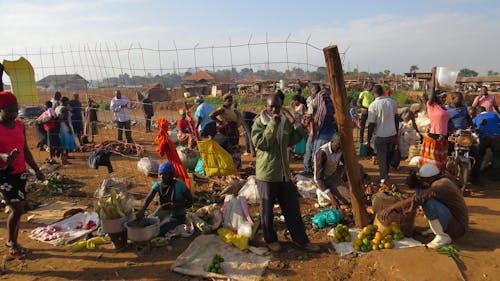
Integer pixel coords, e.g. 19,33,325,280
295,174,317,198
137,157,159,176
238,176,260,204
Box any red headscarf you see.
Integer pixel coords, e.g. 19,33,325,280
0,91,18,109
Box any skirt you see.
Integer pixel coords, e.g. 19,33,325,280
60,123,78,151
419,136,449,171
0,173,27,204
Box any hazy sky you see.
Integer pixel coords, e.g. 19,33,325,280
1,0,499,77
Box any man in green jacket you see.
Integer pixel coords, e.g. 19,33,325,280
252,94,319,252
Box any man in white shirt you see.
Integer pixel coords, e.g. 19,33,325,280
367,85,398,180
110,90,134,143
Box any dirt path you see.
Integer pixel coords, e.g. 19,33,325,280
0,126,499,281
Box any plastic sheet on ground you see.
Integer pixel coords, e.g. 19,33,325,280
328,228,424,256
29,212,99,246
26,201,88,225
171,234,270,281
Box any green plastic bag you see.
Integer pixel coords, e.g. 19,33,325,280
312,209,344,229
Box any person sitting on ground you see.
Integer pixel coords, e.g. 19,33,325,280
251,93,319,252
0,91,45,259
177,109,197,148
313,134,351,209
210,94,242,146
136,161,193,236
379,164,468,249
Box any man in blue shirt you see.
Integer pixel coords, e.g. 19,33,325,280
471,106,500,182
447,92,471,131
194,95,216,138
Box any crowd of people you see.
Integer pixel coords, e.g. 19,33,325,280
0,67,498,256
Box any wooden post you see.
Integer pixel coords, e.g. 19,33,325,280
323,45,368,227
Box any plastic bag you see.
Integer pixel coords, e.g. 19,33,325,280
238,176,260,204
312,209,344,229
197,140,237,177
194,158,205,175
137,157,159,176
176,146,200,171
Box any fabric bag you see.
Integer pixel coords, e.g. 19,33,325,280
293,138,307,155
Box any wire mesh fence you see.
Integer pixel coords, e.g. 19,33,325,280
1,37,356,183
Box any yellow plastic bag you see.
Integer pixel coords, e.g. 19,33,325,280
197,140,237,177
217,227,249,251
2,57,38,104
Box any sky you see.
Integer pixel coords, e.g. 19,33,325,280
1,0,500,79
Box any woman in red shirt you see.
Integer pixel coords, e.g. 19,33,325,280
0,91,45,259
419,67,451,171
176,109,197,148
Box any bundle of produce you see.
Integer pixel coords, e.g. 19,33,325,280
94,189,133,220
352,222,405,252
205,254,225,274
331,224,351,244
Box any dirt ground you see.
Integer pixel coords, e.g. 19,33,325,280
0,122,499,281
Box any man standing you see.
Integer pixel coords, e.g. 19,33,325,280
252,94,319,252
357,81,375,144
142,93,154,133
69,93,83,145
470,106,500,183
110,90,134,143
194,95,216,138
304,85,336,174
367,85,398,181
472,86,500,114
302,85,317,175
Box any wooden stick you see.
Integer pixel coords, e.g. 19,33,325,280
323,45,368,227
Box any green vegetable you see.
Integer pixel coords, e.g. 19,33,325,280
436,245,462,264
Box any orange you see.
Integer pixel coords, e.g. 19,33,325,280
374,232,383,240
385,235,393,241
354,245,361,251
373,238,381,245
372,245,378,251
357,233,364,240
392,226,401,234
384,242,393,249
354,239,362,247
362,227,371,235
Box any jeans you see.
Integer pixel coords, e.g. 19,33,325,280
303,133,314,173
374,136,395,180
359,113,368,143
304,133,331,173
145,115,152,132
417,187,452,230
117,120,134,143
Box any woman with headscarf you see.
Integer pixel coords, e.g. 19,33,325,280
55,96,78,164
419,67,451,171
210,94,242,147
0,91,45,258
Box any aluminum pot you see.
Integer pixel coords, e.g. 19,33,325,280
125,217,160,242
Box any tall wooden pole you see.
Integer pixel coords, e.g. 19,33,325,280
323,45,368,227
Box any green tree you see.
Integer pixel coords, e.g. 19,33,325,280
383,69,391,77
458,68,478,77
487,70,499,76
410,65,419,73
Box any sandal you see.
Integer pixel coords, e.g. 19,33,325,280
6,243,26,259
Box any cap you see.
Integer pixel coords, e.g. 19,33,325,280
0,91,18,108
195,95,204,104
158,161,174,174
418,164,440,178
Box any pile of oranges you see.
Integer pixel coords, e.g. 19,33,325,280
332,224,351,244
353,222,404,252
